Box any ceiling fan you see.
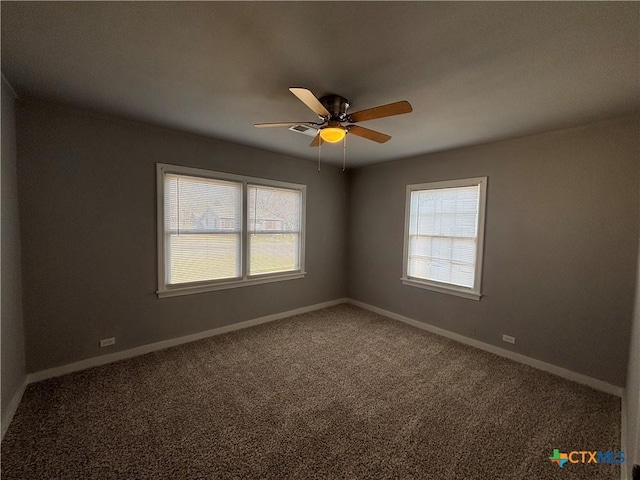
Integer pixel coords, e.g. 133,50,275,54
254,88,413,147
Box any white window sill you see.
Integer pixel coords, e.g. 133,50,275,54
158,272,306,298
401,277,482,301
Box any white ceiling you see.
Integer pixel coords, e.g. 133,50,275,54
2,2,638,168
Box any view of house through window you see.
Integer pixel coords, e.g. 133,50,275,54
157,164,306,297
165,174,242,284
403,177,487,299
249,185,302,276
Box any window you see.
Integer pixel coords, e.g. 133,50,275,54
248,185,302,276
402,177,487,300
157,164,306,298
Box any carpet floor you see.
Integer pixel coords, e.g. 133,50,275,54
1,304,621,479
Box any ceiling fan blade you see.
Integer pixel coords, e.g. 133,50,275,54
347,125,391,143
348,100,412,123
289,88,331,118
309,134,323,147
254,122,316,128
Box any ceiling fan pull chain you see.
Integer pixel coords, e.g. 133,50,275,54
343,134,347,172
317,141,321,172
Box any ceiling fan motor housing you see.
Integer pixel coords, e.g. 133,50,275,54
319,95,350,122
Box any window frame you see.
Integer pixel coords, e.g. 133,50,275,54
401,177,487,301
247,184,304,277
156,163,306,298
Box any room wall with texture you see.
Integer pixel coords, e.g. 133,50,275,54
1,77,26,427
626,187,640,478
16,100,349,373
348,115,640,387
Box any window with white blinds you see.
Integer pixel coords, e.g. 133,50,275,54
248,185,302,276
402,177,487,300
157,164,306,298
164,174,242,285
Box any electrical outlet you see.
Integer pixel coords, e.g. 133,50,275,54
99,337,116,347
502,334,516,345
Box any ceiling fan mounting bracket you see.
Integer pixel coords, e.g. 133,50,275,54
319,95,350,122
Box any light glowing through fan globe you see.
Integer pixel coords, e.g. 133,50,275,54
319,127,346,143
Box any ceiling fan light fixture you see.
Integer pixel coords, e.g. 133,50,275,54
319,127,346,143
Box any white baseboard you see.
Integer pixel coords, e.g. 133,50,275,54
28,297,623,397
348,299,624,398
27,298,348,384
18,296,624,442
1,380,27,441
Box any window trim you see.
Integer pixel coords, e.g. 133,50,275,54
401,177,487,301
156,163,306,298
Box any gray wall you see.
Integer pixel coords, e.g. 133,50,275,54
1,77,26,427
348,115,639,387
16,100,348,373
12,98,640,390
626,191,640,477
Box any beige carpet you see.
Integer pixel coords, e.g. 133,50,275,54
1,304,621,479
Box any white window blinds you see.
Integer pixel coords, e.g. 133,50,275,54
408,184,481,288
164,174,242,285
248,185,302,275
158,164,307,297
